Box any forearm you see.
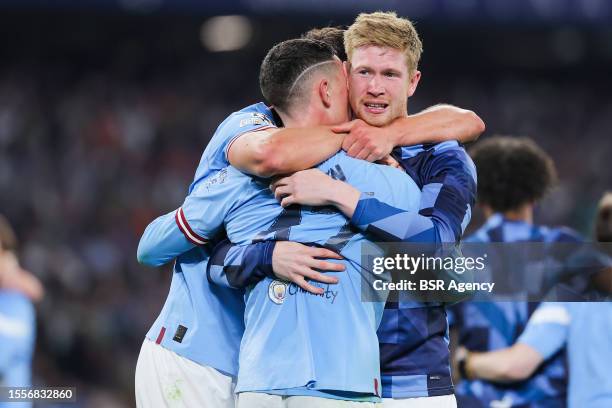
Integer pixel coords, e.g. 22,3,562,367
137,210,195,266
231,127,344,177
266,127,344,174
465,344,543,383
389,105,485,147
327,181,361,218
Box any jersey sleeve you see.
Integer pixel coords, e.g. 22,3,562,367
517,303,570,360
178,168,244,246
139,167,245,266
351,142,477,244
206,239,276,289
219,110,276,163
137,209,195,267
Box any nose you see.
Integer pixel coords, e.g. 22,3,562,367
367,75,385,97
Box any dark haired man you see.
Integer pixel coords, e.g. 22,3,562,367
303,26,347,61
449,137,606,408
453,191,612,408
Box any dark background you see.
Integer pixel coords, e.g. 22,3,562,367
0,1,610,406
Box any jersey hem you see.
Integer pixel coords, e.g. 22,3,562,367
236,382,379,397
382,386,454,399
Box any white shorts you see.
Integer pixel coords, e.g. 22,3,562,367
382,395,457,408
237,392,382,408
135,339,236,408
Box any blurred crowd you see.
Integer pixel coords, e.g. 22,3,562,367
0,14,611,407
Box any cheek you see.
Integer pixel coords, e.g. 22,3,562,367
348,76,366,96
390,85,409,108
347,89,358,107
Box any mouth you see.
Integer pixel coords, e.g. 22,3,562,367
363,102,388,114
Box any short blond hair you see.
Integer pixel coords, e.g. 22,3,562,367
344,11,423,76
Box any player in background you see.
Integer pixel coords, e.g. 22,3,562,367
303,26,348,61
136,24,483,408
449,137,611,407
0,215,44,408
454,191,612,408
207,13,478,407
448,137,569,408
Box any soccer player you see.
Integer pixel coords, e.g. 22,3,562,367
137,31,482,408
207,13,478,407
0,215,43,408
331,14,476,407
141,38,424,407
449,137,610,407
454,192,612,408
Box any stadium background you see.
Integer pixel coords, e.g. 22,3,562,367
0,0,610,406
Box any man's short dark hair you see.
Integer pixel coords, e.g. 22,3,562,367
469,136,557,212
303,26,347,61
259,38,336,113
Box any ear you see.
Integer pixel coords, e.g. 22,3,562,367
407,70,421,98
342,61,350,88
319,79,331,108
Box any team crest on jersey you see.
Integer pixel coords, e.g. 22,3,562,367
268,280,288,304
240,112,273,128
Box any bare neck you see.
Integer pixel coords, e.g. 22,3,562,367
483,203,534,224
276,99,324,128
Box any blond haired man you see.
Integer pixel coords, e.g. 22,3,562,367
273,12,475,407
345,13,466,408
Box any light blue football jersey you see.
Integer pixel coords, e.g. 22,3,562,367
518,302,612,408
198,151,422,398
140,103,277,375
0,291,36,408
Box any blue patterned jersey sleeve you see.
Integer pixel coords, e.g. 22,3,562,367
351,141,477,244
207,239,276,289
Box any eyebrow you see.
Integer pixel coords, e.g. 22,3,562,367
352,65,401,75
382,68,402,75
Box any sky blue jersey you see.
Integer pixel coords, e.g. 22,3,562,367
518,302,612,408
210,140,478,399
137,103,276,376
201,151,422,399
0,291,36,408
